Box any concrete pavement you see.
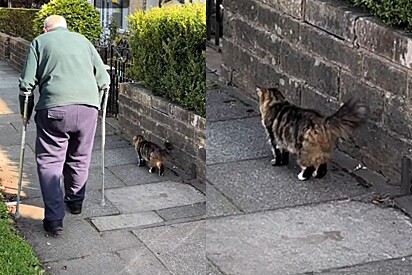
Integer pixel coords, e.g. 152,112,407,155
0,59,205,274
205,47,412,275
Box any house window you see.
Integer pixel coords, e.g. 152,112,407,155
93,0,129,30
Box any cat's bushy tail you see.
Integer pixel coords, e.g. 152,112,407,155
325,100,368,139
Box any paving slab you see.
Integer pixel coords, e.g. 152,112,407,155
207,158,381,213
206,46,222,76
156,202,206,220
45,246,174,275
1,164,126,200
0,143,36,167
0,83,19,89
0,130,36,147
90,147,138,168
20,190,120,219
91,212,164,231
92,134,131,150
0,122,18,135
207,260,224,275
395,195,412,216
116,246,173,275
207,201,412,275
315,256,412,275
10,120,37,133
0,161,40,198
95,120,117,137
85,166,126,190
206,183,241,217
16,216,138,262
45,252,128,275
206,116,271,165
108,163,184,186
0,113,21,124
105,181,205,213
206,87,259,122
0,102,19,115
133,220,206,275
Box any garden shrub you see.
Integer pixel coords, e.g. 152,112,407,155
128,3,206,117
0,195,44,274
348,0,412,32
0,8,38,41
33,0,102,43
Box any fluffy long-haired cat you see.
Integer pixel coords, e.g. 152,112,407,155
133,135,173,176
256,86,368,181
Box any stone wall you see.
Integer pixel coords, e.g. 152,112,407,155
221,0,412,183
118,83,206,180
8,36,30,71
0,33,10,60
0,33,30,71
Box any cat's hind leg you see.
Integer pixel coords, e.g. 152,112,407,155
267,128,288,166
298,166,316,181
136,151,145,167
157,162,165,176
313,163,327,179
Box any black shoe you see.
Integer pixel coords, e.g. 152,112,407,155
43,220,63,236
66,203,82,215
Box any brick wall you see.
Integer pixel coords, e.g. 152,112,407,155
0,33,10,60
221,0,412,184
118,83,206,180
8,36,30,71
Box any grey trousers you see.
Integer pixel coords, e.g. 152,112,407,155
35,104,98,222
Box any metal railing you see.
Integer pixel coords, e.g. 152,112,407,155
95,38,134,116
206,0,223,51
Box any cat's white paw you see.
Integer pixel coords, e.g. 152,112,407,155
298,171,307,181
298,169,307,181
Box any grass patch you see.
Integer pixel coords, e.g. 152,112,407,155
0,194,44,275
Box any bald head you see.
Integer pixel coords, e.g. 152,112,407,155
43,15,67,32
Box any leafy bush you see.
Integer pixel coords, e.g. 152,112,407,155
33,0,102,43
0,195,44,274
8,0,50,8
0,8,38,41
348,0,412,31
128,3,206,117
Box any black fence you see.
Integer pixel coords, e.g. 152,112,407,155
96,39,134,116
206,0,223,50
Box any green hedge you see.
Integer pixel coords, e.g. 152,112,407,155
348,0,412,31
0,8,38,41
128,3,206,117
0,195,44,274
33,0,102,43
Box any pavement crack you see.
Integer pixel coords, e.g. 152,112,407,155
207,257,228,275
207,179,245,214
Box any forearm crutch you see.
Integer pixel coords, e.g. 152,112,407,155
100,88,109,207
15,94,30,219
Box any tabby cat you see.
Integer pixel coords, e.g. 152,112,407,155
133,135,173,176
256,86,368,181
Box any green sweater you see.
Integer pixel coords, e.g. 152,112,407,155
18,27,110,115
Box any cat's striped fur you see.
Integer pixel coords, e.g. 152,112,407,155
133,135,172,176
256,86,368,180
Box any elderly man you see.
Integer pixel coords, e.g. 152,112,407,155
19,15,110,236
